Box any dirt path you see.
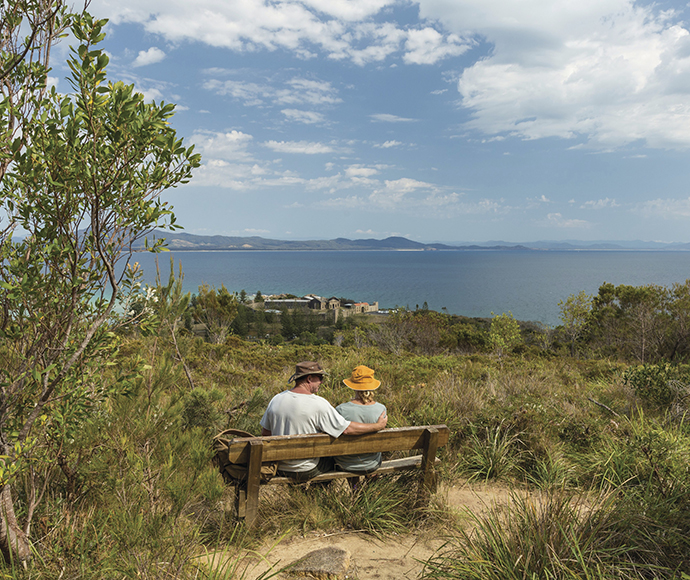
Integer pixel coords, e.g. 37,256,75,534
238,481,516,580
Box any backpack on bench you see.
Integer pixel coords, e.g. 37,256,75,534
212,429,278,484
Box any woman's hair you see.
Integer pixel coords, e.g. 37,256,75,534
355,390,375,404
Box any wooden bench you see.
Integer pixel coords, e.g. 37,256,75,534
213,425,450,526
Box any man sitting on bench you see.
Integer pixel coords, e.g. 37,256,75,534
260,361,388,481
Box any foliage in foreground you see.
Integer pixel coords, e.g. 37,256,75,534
0,11,199,563
0,327,684,576
421,490,662,580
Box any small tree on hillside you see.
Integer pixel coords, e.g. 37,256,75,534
192,284,238,343
489,312,522,357
0,13,199,562
558,290,593,357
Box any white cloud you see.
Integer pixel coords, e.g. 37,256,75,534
191,160,259,189
139,86,165,102
94,0,464,66
546,212,592,228
414,0,690,149
368,178,435,208
264,140,334,154
94,0,690,149
374,140,403,148
321,195,368,209
244,228,270,234
187,130,266,188
635,197,690,218
204,76,341,108
300,0,395,21
581,197,620,210
346,164,380,177
191,130,254,161
203,80,268,106
278,78,342,106
320,189,506,217
421,192,461,207
281,109,327,124
382,177,433,192
132,46,166,67
370,113,417,122
403,28,472,64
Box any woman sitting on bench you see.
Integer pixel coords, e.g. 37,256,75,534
335,366,387,475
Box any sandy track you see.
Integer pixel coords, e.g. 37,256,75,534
236,481,516,580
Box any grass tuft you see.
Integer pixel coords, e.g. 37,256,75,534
461,422,524,482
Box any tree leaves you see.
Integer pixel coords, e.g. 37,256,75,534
0,8,201,560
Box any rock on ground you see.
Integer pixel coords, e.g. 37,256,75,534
284,546,352,579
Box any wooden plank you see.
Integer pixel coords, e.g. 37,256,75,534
219,425,449,464
244,440,263,527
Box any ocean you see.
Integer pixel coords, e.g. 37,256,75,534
130,250,690,327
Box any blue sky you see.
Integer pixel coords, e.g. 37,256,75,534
51,0,690,243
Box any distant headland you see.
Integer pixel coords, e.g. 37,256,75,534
134,231,690,252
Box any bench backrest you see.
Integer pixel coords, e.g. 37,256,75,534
216,425,449,465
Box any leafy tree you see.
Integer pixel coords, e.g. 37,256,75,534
666,281,690,361
191,284,238,343
489,312,522,357
231,304,250,337
1,0,67,181
0,13,199,562
558,290,592,357
142,257,195,390
238,289,248,304
454,321,488,352
588,283,668,362
367,310,451,355
254,309,266,337
254,290,264,303
280,308,295,339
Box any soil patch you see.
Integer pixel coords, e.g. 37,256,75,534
238,480,517,580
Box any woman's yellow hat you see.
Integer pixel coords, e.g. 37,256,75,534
343,365,381,391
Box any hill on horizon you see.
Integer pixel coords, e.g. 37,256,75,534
134,231,690,252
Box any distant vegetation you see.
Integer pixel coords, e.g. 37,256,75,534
184,277,690,368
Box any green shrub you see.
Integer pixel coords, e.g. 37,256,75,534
623,363,685,407
182,388,225,431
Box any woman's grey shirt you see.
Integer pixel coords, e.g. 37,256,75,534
335,401,387,473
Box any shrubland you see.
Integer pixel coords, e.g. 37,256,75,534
3,3,690,578
4,283,690,577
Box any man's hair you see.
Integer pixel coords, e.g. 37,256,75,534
295,374,318,387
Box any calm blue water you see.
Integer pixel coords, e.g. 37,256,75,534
130,250,690,327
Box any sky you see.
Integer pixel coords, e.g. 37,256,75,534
48,0,690,243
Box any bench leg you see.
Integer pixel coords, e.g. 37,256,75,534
234,484,247,518
417,427,439,508
244,440,264,527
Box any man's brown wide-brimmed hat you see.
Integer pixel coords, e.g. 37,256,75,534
288,361,327,383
